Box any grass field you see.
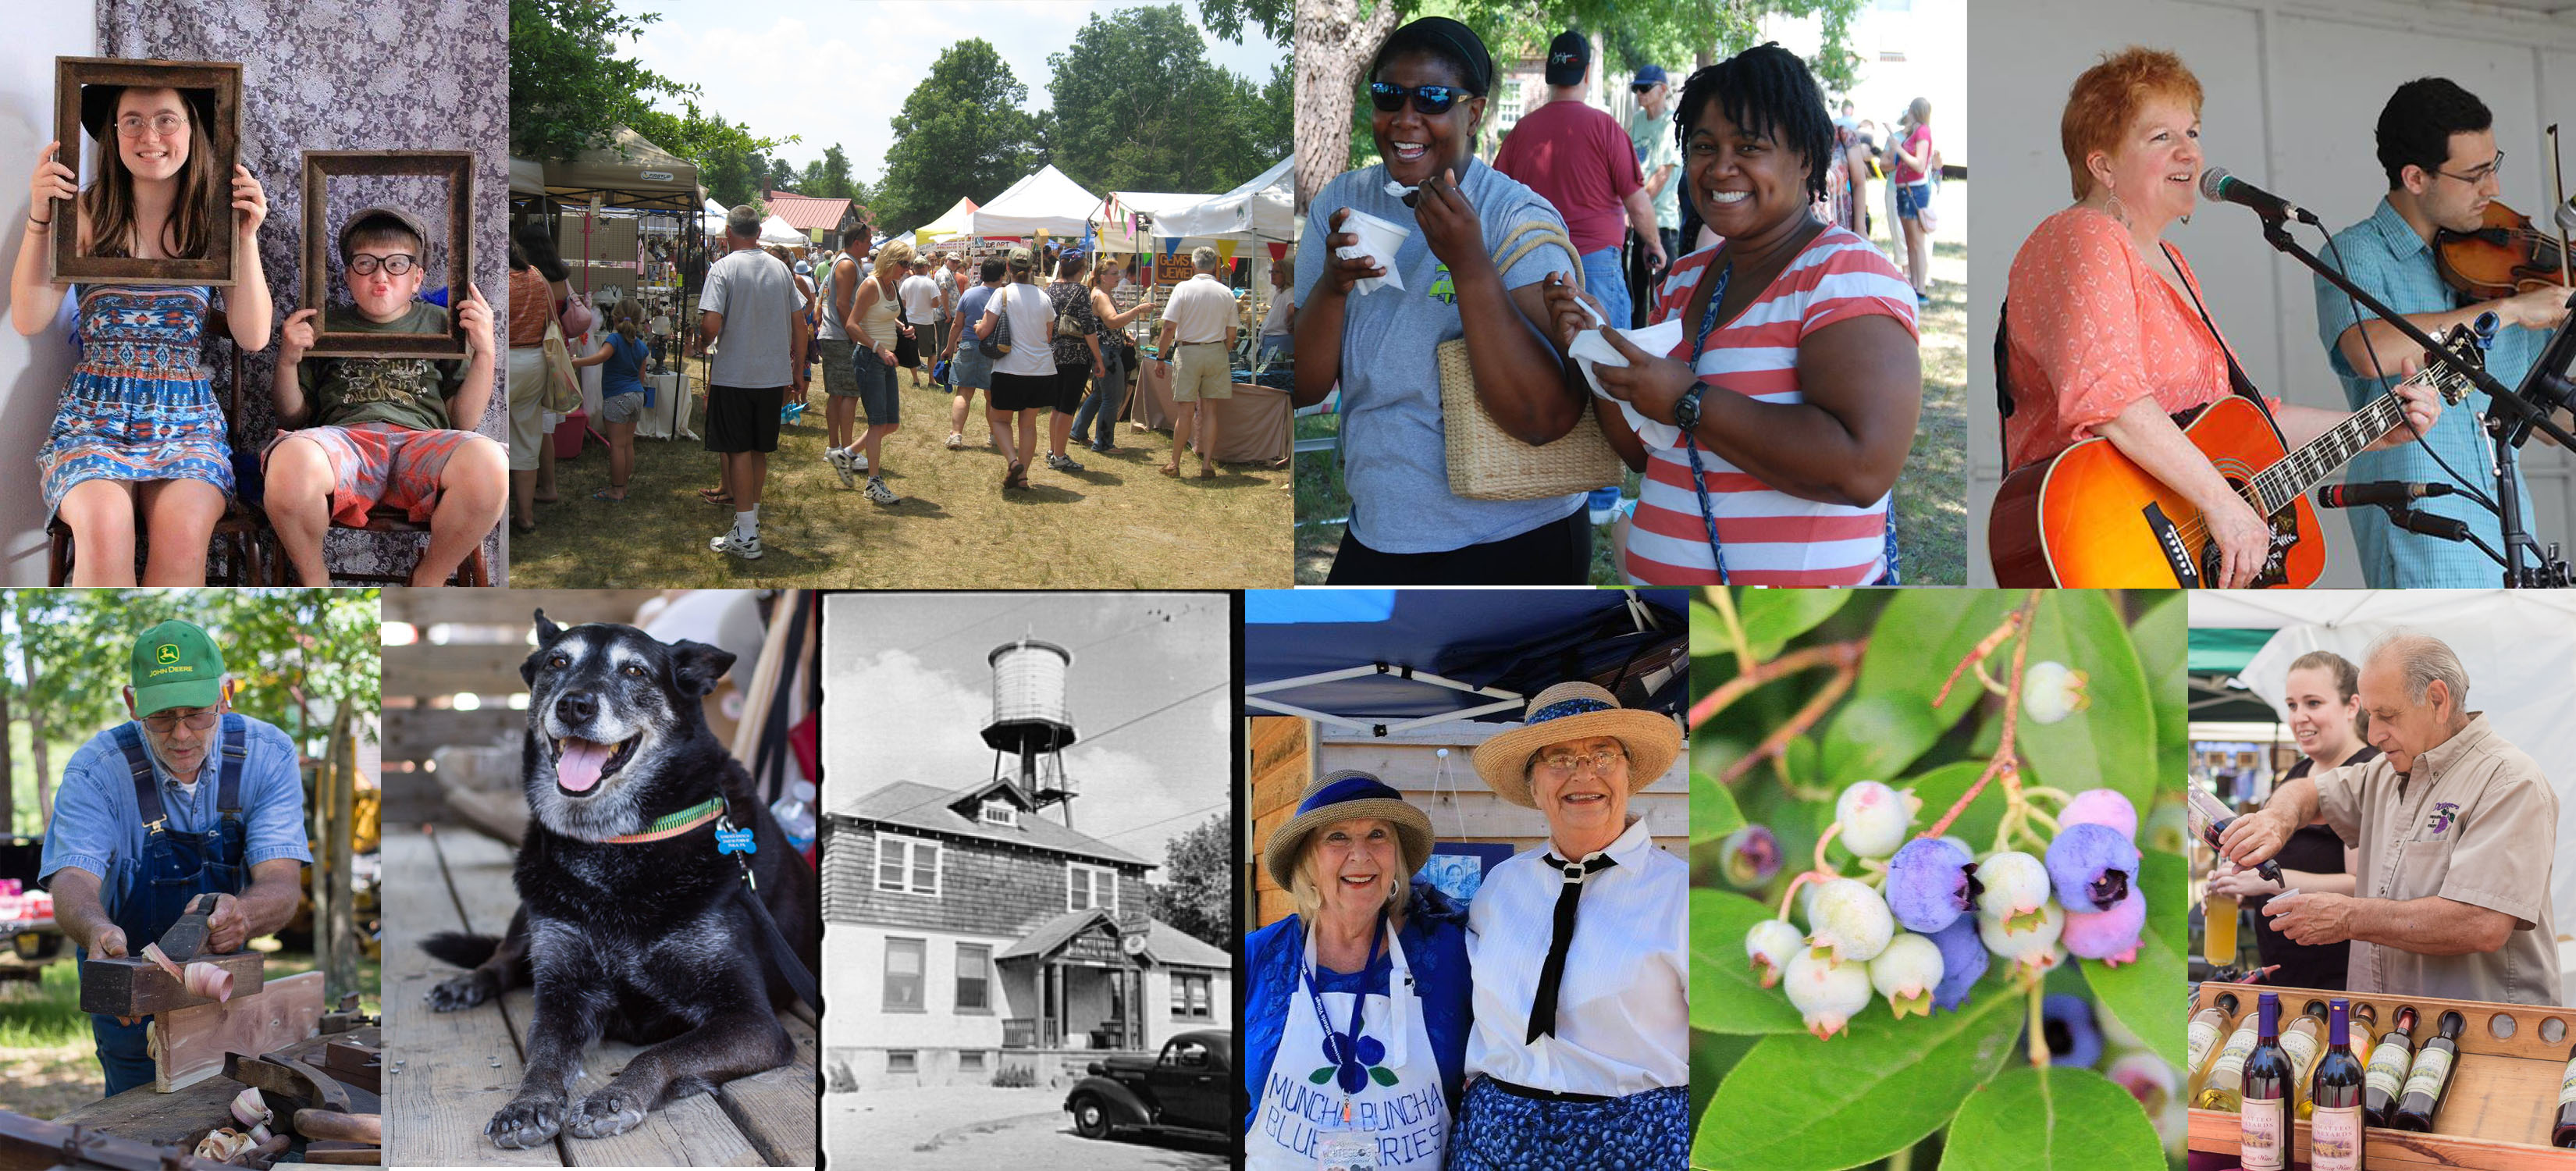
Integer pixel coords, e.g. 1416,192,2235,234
508,361,1293,587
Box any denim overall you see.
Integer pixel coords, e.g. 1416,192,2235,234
88,714,248,1096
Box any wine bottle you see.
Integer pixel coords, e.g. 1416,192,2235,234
2350,1001,2378,1073
2392,1009,2467,1132
2363,1005,2420,1127
2283,999,2328,1116
2309,998,2365,1171
2552,1042,2576,1148
2186,991,2243,1091
2240,992,2292,1171
2193,1010,2265,1110
2201,815,2285,884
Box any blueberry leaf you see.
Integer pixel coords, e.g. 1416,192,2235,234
1691,771,1745,845
1308,1066,1333,1084
1690,600,1726,657
1937,1065,2162,1171
1692,976,2020,1169
1688,889,1808,1035
2077,849,2187,1070
2014,592,2157,819
1368,1066,1398,1087
1737,589,1853,660
2129,592,2187,785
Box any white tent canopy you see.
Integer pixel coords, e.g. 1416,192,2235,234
966,164,1100,239
909,196,980,248
2187,589,2576,1002
758,215,805,247
1149,155,1293,242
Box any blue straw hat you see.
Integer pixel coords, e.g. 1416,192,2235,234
1261,769,1434,890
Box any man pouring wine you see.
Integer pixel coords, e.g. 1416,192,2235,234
2218,632,2560,1005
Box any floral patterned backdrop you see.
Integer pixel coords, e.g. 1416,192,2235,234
101,0,511,582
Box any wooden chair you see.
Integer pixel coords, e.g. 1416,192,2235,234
46,309,272,586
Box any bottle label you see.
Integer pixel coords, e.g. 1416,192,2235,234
2311,1105,2363,1171
2365,1042,2411,1102
2208,1025,2258,1083
2282,1030,2321,1079
2189,1018,2222,1070
2241,1098,2287,1171
2403,1047,2453,1102
2559,1059,2576,1108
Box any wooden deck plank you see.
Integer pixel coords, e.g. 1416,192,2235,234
713,1010,820,1166
381,828,558,1168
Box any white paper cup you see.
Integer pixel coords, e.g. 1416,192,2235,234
1334,208,1411,294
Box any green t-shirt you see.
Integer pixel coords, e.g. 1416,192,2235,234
1628,106,1682,231
296,301,463,432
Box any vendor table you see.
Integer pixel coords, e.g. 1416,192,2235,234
2189,981,2576,1169
1128,361,1291,465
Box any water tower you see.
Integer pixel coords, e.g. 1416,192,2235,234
983,639,1080,826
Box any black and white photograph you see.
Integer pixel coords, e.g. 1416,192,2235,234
817,590,1234,1167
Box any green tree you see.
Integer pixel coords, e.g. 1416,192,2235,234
509,0,696,161
816,144,856,201
1144,813,1231,950
877,40,1043,233
634,99,797,208
1045,6,1283,198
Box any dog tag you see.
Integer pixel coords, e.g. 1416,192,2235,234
716,827,757,855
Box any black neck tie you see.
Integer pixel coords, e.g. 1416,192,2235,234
1527,851,1618,1044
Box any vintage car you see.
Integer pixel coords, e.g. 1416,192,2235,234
1063,1029,1233,1143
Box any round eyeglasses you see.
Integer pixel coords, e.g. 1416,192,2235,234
348,253,421,276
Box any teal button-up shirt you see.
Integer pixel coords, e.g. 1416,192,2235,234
2314,198,2540,587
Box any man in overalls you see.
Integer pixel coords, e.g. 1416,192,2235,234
38,620,311,1097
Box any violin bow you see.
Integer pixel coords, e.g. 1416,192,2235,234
2554,123,2571,287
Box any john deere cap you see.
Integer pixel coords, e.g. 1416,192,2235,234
130,620,224,717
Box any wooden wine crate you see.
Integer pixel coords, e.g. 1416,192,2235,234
2186,981,2575,1169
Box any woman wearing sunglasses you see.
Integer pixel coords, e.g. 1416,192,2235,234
1545,44,1922,585
1291,16,1595,584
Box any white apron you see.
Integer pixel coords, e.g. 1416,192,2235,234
1248,926,1450,1170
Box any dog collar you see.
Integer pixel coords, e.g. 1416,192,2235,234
601,797,727,844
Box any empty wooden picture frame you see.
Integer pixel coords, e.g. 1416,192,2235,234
301,150,475,358
49,57,244,287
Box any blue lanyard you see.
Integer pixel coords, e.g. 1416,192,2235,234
1683,263,1734,583
1300,915,1385,1069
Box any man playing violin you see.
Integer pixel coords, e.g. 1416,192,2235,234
2315,77,2576,587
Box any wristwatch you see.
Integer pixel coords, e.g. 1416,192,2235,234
1672,384,1706,432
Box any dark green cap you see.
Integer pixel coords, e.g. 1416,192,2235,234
130,620,223,716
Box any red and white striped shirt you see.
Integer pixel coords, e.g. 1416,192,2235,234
1624,226,1919,586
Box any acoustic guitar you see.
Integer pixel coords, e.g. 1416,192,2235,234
1990,322,2486,587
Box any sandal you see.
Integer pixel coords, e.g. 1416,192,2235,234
1158,464,1181,479
1003,461,1026,490
698,487,733,505
511,518,537,535
592,489,626,502
1198,466,1217,480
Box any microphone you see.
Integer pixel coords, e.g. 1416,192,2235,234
2199,168,2322,226
2387,507,2471,542
2314,481,2455,509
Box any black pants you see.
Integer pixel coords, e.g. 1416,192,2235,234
1325,506,1591,585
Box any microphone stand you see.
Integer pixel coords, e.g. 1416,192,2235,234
2255,216,2576,586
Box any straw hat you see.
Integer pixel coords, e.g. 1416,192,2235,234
1469,682,1682,808
1261,770,1435,892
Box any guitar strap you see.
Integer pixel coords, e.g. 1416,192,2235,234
2165,241,2288,432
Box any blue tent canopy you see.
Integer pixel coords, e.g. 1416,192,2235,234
1243,589,1688,733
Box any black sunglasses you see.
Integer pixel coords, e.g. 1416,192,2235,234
1369,81,1471,116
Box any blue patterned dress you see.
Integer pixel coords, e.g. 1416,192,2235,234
37,285,233,509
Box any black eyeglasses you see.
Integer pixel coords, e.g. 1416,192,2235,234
2437,150,2504,186
1369,82,1471,116
348,253,420,276
1631,84,1657,94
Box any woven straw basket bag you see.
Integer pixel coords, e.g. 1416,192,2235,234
1437,220,1624,500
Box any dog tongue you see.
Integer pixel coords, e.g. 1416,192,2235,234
556,738,614,792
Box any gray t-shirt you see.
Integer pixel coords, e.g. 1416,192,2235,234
814,258,853,343
701,246,806,388
1293,159,1585,554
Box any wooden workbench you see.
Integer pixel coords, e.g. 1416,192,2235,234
382,826,816,1166
51,1070,242,1148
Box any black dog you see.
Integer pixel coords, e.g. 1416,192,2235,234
422,611,818,1148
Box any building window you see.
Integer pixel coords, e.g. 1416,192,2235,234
877,834,940,896
885,938,926,1013
957,944,991,1013
888,1049,918,1073
980,800,1017,828
960,1051,987,1073
1068,862,1118,912
1173,972,1212,1019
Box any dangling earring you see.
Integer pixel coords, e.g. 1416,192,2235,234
2105,181,2131,227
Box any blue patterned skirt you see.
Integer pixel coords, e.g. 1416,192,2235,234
1448,1077,1688,1169
37,286,233,510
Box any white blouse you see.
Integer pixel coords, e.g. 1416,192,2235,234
1463,815,1689,1096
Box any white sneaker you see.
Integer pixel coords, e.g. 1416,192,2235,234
945,432,966,450
850,449,870,472
710,530,763,560
864,477,900,506
825,447,855,489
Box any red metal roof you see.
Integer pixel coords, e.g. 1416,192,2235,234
761,190,853,232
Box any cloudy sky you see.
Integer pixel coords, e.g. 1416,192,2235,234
819,593,1233,869
621,0,1289,185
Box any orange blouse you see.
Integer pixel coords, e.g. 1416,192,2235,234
507,264,557,349
2001,206,2243,469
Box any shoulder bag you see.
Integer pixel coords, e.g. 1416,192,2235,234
1437,220,1623,500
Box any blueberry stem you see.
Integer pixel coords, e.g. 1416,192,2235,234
2025,977,2050,1068
1688,639,1865,730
